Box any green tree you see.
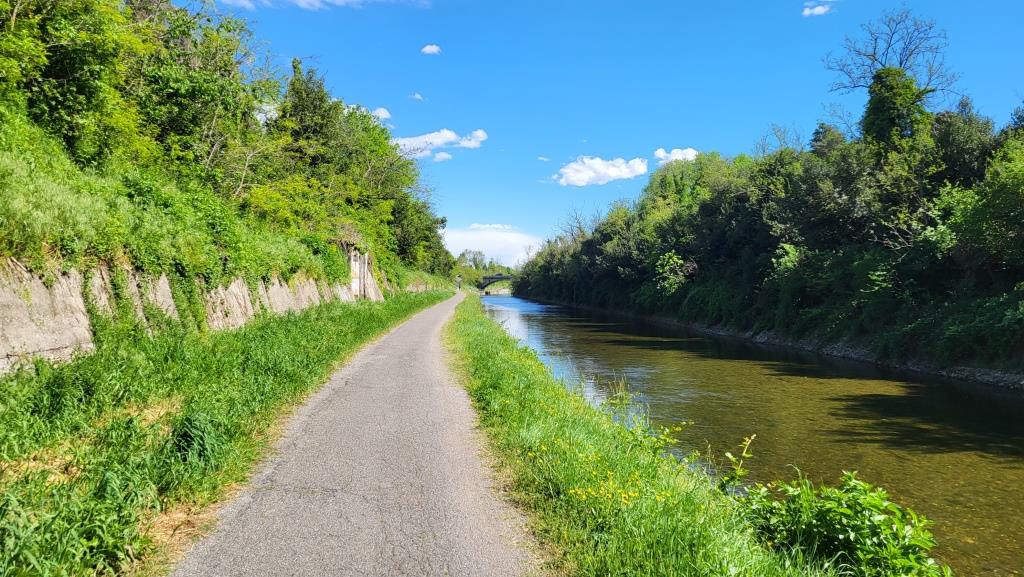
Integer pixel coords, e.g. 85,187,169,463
931,97,995,187
861,67,931,146
809,123,846,158
19,0,146,163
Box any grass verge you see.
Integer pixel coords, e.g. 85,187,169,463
444,295,826,577
0,290,450,575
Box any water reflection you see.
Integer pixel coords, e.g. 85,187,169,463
482,295,1024,576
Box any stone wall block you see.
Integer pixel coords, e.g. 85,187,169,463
88,266,115,316
145,274,179,320
0,259,94,371
204,278,256,330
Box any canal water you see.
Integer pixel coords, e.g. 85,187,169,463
481,295,1024,576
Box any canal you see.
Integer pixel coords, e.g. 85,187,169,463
481,295,1024,576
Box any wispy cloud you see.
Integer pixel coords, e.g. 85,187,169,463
555,156,648,187
220,0,261,8
654,147,698,164
221,0,428,10
537,156,551,162
371,107,391,120
409,92,425,101
444,225,541,266
433,151,452,162
394,128,488,159
421,44,442,55
801,1,834,17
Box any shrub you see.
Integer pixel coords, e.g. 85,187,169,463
740,472,951,577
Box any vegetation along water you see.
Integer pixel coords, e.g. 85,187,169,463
505,11,1024,574
482,295,1024,576
513,12,1024,378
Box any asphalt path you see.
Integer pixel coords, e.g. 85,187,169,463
173,293,534,576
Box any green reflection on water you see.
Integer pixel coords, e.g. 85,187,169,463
482,295,1024,576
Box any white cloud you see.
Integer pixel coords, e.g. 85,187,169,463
371,107,391,120
221,0,259,8
433,151,452,162
555,156,648,187
444,225,541,266
395,129,458,157
457,129,488,149
654,147,698,164
469,223,513,230
801,2,833,16
421,44,442,55
409,92,425,101
537,156,551,162
394,128,488,158
229,0,428,10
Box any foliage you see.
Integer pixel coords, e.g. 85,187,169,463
0,290,449,575
739,473,950,577
514,11,1024,370
861,67,931,146
0,0,452,283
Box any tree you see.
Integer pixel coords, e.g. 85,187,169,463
124,1,256,170
931,97,995,187
825,9,957,95
861,67,931,146
275,59,346,170
0,0,48,100
18,0,143,163
961,139,1024,271
809,123,846,158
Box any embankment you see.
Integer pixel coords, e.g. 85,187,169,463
446,295,951,576
0,250,383,375
445,296,818,576
519,294,1024,396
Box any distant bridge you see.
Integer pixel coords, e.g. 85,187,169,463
478,274,514,290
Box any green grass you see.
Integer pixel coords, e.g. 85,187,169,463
0,290,449,575
445,296,828,577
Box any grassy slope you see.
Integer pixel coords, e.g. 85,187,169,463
0,291,449,575
0,104,350,284
445,296,825,577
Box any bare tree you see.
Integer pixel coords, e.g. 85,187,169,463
560,209,593,243
825,9,958,95
823,102,861,139
754,123,805,156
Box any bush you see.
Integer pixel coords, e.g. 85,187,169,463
740,472,951,577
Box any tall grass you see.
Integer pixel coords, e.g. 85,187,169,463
0,290,449,575
445,296,828,577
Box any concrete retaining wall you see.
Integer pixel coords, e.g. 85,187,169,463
0,250,383,374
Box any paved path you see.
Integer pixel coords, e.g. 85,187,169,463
173,294,533,577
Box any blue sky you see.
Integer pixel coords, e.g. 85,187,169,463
215,0,1023,265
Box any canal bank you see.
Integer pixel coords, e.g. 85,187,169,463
519,294,1024,398
482,295,1024,576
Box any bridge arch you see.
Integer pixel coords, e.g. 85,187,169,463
478,274,514,290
